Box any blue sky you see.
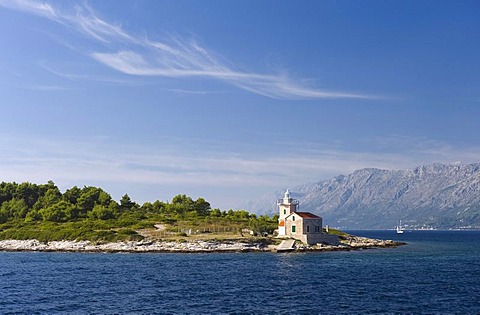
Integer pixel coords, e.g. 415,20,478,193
0,0,479,209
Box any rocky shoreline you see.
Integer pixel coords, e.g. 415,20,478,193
0,239,266,253
0,235,405,253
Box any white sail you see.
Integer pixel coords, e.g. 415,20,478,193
396,220,404,234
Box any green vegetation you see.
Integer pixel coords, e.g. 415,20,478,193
0,181,278,242
323,227,349,237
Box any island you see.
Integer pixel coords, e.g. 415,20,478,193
0,181,404,253
0,233,404,253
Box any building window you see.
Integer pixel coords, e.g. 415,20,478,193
292,216,295,221
315,226,320,232
283,209,286,215
292,225,296,233
306,225,310,233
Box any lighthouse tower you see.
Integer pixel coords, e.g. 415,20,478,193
277,189,299,236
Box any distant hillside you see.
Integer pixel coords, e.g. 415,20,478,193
242,162,480,229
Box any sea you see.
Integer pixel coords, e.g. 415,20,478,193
1,230,479,314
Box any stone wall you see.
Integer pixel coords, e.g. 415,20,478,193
285,215,303,236
302,218,323,235
283,215,338,245
297,233,339,245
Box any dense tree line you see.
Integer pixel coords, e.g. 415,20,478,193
0,181,277,234
1,181,127,223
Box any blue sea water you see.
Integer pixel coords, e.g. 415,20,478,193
1,231,480,314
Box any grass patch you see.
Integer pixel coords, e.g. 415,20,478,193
324,227,349,237
0,216,279,244
0,220,144,242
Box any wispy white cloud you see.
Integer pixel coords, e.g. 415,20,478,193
38,61,147,86
0,0,57,19
72,3,135,44
27,84,74,91
0,0,378,100
168,88,221,96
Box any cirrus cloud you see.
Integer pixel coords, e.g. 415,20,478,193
0,0,378,100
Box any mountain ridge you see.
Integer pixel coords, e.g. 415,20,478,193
242,162,480,229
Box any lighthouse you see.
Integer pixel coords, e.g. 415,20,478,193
274,189,338,245
277,189,299,236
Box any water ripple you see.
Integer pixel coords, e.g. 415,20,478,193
1,231,480,314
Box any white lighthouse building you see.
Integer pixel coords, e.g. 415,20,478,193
277,189,339,245
277,189,299,236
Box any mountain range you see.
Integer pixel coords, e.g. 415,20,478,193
242,162,480,229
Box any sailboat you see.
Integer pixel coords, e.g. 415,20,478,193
396,220,404,234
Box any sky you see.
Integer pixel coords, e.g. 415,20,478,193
0,0,479,210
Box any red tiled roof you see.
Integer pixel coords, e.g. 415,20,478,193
294,211,321,219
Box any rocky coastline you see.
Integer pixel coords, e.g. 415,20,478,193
0,235,405,253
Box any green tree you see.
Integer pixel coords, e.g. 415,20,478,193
226,209,250,221
90,204,115,220
0,182,17,205
98,190,113,207
249,215,277,235
120,194,137,211
33,187,62,210
172,194,194,206
64,186,82,204
0,198,29,221
39,201,76,222
209,208,222,218
0,208,7,223
77,187,101,216
25,210,42,222
194,198,211,217
167,194,195,217
152,200,166,214
14,182,39,209
141,202,154,212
